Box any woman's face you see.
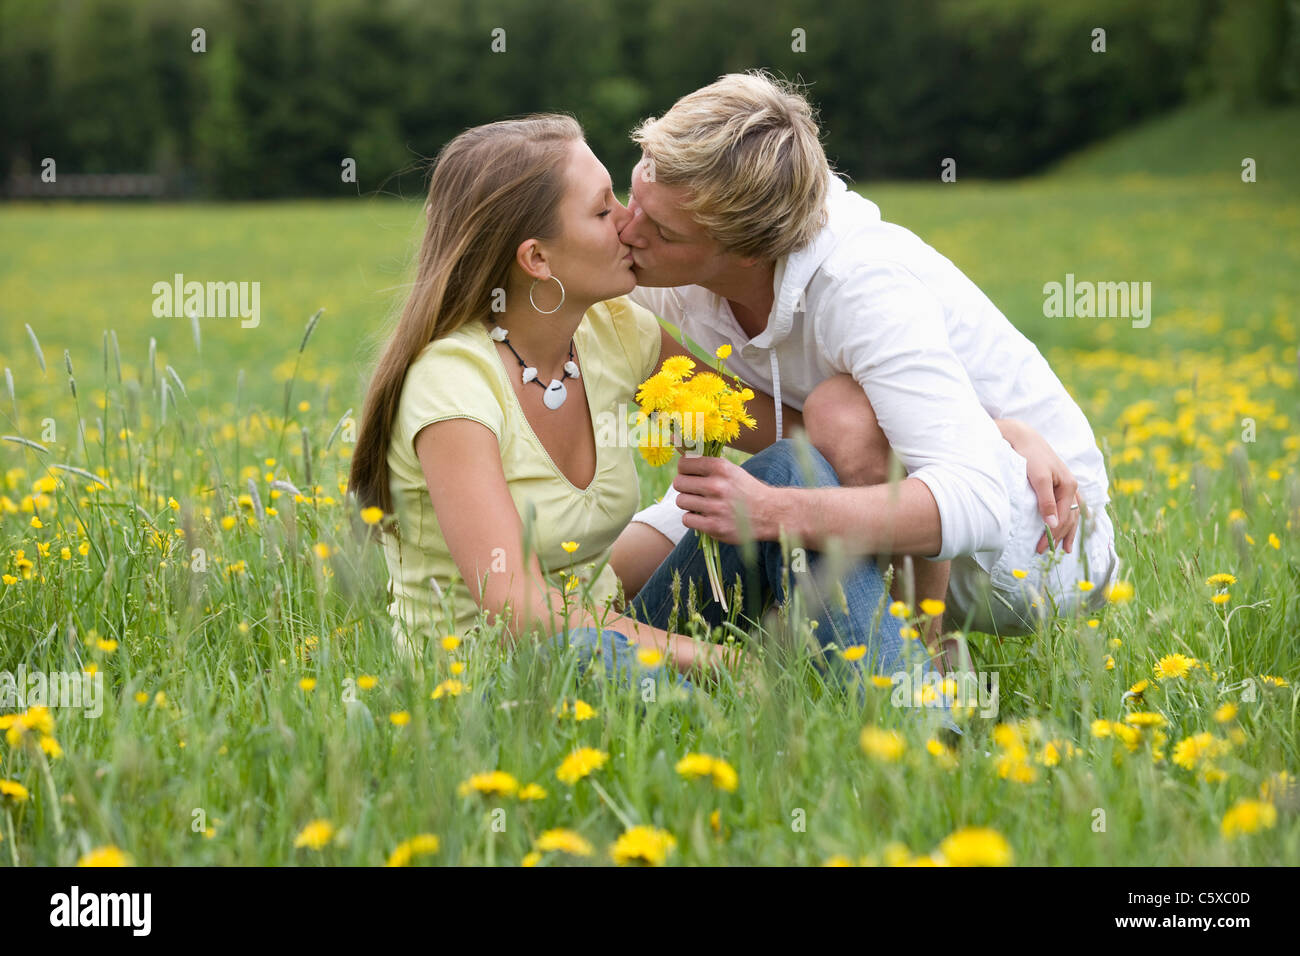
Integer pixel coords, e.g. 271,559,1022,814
529,140,636,307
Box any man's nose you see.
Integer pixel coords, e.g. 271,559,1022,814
619,202,647,247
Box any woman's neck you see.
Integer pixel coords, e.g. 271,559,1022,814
493,286,591,378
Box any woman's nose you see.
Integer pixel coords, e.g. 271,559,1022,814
618,202,644,246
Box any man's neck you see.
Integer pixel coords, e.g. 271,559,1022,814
701,258,777,340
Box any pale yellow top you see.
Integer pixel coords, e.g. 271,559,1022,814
384,295,663,649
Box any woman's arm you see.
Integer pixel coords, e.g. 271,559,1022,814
654,326,801,455
415,417,735,678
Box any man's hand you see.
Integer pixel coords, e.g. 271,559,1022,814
673,453,779,544
998,419,1080,554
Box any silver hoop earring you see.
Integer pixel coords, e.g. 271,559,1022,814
529,275,565,314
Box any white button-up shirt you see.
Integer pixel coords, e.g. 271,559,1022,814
629,172,1111,566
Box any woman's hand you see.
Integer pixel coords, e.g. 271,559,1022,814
996,418,1080,554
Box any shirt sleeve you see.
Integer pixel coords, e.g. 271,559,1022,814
817,263,1011,561
607,296,664,383
395,336,506,463
629,484,689,545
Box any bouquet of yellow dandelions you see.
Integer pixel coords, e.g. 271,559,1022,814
634,344,757,610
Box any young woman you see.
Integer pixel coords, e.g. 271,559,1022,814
348,115,912,690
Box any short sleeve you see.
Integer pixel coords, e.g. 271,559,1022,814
605,296,663,384
395,333,506,462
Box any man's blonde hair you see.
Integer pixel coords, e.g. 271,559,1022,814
631,70,830,261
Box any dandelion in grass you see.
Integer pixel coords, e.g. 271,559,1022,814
386,834,440,867
1105,580,1134,603
293,819,335,850
1220,799,1277,839
561,540,579,554
1213,702,1237,723
675,753,739,792
1259,675,1289,688
1206,572,1237,587
919,598,945,616
521,851,541,867
554,698,596,721
1153,654,1197,679
535,829,594,857
860,726,905,762
77,846,132,867
1124,712,1167,728
298,677,316,693
517,783,547,801
556,747,608,785
636,647,664,668
0,779,29,803
888,600,910,618
389,711,410,727
357,675,377,691
457,771,519,799
441,635,460,652
841,644,867,662
610,825,677,867
360,506,384,525
935,827,1012,867
431,679,465,699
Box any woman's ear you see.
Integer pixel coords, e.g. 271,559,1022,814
515,238,551,281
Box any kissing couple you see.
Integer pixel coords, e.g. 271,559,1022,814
350,69,1121,701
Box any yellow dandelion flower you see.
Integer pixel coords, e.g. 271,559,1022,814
556,747,608,785
1213,702,1237,723
386,833,440,866
1211,592,1231,605
521,851,541,867
935,827,1012,867
389,711,410,726
888,600,910,618
860,726,905,762
535,829,594,857
1105,580,1134,603
298,677,316,692
1206,573,1237,587
360,506,384,525
1267,533,1280,550
714,344,732,360
1154,653,1196,679
919,598,946,616
636,647,664,667
441,635,460,652
0,779,30,803
610,825,677,866
660,356,695,380
357,675,377,691
457,771,519,798
293,819,335,850
842,644,867,662
431,679,465,699
1077,580,1094,592
1220,799,1277,839
1124,711,1167,727
96,638,118,653
561,540,579,554
517,782,548,801
77,845,132,867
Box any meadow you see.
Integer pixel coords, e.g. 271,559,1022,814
0,105,1297,866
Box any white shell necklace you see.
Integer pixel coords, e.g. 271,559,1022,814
490,324,580,410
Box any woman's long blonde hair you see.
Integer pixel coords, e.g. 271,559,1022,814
349,114,583,525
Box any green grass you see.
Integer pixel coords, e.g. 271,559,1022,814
0,104,1297,865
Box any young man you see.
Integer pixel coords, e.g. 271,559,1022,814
611,70,1121,658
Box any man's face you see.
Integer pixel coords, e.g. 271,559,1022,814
618,156,732,288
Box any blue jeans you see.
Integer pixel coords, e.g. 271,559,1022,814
626,439,954,724
545,626,695,695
